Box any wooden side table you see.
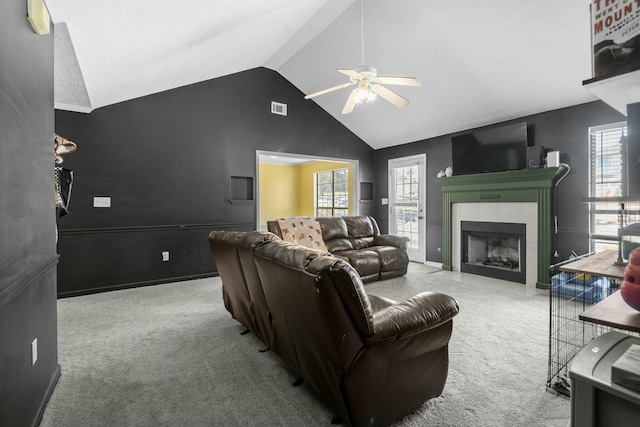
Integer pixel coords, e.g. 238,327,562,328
562,250,640,334
579,291,640,334
559,249,625,280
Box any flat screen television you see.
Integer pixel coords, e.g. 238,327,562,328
451,122,529,175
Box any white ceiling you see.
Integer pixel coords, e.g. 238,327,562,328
47,0,599,150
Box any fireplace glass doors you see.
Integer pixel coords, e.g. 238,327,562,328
461,221,526,283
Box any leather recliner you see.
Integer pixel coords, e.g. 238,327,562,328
208,230,459,427
268,215,410,282
207,231,254,333
208,230,280,349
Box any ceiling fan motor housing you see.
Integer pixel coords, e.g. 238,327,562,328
350,65,378,83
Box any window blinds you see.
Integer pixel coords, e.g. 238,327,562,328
590,123,627,199
589,122,629,245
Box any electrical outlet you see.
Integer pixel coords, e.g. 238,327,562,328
93,196,111,208
162,251,169,262
32,338,38,366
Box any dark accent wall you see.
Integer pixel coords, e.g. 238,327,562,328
374,101,625,263
628,102,640,199
55,68,374,296
0,1,60,426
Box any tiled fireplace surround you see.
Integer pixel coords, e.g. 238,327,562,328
435,167,566,289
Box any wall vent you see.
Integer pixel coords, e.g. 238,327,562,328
271,101,287,116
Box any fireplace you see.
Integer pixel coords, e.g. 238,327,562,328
461,221,526,283
434,167,565,289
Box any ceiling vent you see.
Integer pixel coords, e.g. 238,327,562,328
271,101,287,116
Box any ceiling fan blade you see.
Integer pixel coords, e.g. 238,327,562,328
304,82,355,99
374,76,421,87
341,89,359,114
371,84,409,108
337,69,364,79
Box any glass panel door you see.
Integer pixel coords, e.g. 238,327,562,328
389,155,426,262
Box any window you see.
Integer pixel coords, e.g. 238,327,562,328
588,122,638,251
316,168,349,217
391,163,420,250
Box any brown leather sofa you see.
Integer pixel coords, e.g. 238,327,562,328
208,230,459,427
207,230,280,348
267,215,410,282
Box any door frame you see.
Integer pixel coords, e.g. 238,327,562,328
255,150,360,230
388,154,427,263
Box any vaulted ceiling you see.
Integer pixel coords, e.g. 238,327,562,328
47,0,598,149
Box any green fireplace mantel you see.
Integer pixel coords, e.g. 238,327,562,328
433,167,566,289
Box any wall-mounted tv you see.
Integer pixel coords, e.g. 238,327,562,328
451,122,529,176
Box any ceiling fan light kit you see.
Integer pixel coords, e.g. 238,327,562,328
304,0,420,114
354,86,377,104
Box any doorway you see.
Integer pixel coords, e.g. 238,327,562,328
256,151,360,230
388,154,426,262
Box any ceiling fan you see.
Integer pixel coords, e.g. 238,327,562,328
304,0,421,114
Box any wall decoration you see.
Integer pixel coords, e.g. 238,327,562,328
54,134,77,164
590,0,640,78
54,134,76,216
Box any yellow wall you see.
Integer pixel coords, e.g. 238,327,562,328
259,161,354,229
297,162,353,216
258,164,300,229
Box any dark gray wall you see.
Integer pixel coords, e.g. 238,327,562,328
628,102,640,199
374,101,626,263
55,68,374,296
0,1,60,425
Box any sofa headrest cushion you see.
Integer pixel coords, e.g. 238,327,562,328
318,217,349,240
208,230,245,247
237,231,280,250
254,239,332,271
343,216,377,238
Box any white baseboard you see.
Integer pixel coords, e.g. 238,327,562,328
424,260,443,269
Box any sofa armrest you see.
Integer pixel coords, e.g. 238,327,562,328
266,220,283,238
373,234,410,250
367,292,459,344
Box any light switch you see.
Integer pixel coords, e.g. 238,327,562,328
381,198,389,205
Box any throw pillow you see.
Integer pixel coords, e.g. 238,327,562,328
277,217,328,252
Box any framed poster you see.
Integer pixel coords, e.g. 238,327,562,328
591,0,640,78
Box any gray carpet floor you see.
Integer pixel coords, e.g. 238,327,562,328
40,263,570,427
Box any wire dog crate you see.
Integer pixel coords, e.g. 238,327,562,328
547,255,621,396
